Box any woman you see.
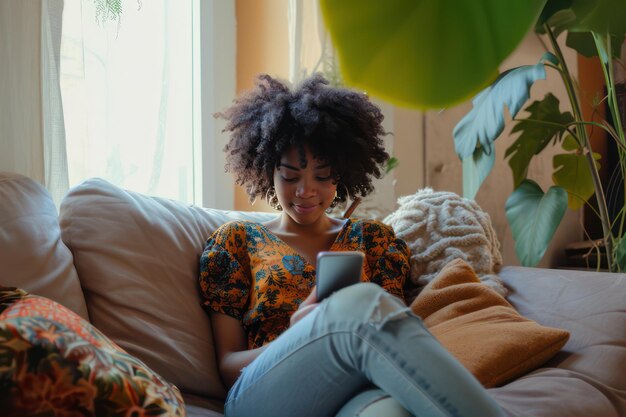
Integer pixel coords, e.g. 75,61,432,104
199,74,504,417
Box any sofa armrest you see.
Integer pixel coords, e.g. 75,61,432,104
0,172,89,320
491,266,626,417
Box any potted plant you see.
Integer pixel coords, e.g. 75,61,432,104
320,0,626,270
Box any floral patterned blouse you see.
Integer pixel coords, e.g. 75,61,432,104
199,218,410,349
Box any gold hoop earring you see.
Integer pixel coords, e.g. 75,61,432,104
266,187,282,211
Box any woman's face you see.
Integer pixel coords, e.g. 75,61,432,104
273,146,337,225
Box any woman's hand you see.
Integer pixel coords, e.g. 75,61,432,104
290,286,320,327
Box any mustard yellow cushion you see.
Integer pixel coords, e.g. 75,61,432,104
410,258,570,388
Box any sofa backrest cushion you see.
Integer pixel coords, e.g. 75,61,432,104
59,178,274,400
0,172,89,320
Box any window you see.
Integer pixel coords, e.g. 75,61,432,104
60,0,234,208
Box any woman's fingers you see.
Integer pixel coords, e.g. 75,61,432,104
300,286,319,307
290,302,320,327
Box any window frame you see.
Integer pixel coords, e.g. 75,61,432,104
193,0,235,209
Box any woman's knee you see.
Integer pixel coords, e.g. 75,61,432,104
333,282,385,303
321,283,408,327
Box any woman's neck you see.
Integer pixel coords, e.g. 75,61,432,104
276,212,336,236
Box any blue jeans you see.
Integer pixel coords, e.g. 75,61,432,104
225,283,505,417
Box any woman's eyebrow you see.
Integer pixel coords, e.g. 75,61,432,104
278,162,330,170
278,163,300,171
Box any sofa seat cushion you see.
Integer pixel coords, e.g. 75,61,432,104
410,259,570,388
59,178,274,401
0,172,88,319
0,287,184,416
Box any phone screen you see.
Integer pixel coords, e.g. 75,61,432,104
316,251,364,300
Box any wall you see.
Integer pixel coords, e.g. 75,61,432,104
0,1,44,181
234,0,289,212
393,108,424,197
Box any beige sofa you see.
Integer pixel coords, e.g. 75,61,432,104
1,171,625,417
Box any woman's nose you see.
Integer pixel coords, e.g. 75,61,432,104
296,178,316,198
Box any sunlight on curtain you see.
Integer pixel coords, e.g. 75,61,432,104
60,0,195,203
288,0,337,85
42,0,69,206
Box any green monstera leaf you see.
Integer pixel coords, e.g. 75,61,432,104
454,54,557,198
615,235,626,271
566,32,622,58
536,3,576,36
462,148,495,200
319,0,546,109
552,136,601,210
568,0,626,38
454,54,556,160
535,0,573,30
538,0,626,38
505,180,568,266
505,93,574,188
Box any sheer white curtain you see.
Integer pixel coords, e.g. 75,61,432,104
59,0,196,203
42,0,70,206
0,0,68,206
57,0,236,207
0,1,46,196
288,0,337,85
3,0,234,208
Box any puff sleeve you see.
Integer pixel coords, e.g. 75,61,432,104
364,221,410,301
199,221,251,321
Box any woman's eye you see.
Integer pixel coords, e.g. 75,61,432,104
281,176,298,183
316,176,332,181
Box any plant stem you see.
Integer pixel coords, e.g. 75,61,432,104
545,25,614,268
513,117,624,147
593,33,626,258
569,121,625,148
594,34,626,145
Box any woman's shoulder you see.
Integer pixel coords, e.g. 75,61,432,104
214,219,265,233
347,219,409,261
219,219,262,228
346,218,396,236
209,220,266,245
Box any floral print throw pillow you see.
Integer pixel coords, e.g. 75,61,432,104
0,286,185,417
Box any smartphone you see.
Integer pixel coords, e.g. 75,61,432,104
316,251,365,300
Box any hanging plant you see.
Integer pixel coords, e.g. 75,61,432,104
91,0,123,23
90,0,143,24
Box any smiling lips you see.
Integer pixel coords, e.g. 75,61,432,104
293,203,319,214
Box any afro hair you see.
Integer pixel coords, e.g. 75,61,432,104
216,73,390,206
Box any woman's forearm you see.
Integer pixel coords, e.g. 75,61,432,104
220,344,270,388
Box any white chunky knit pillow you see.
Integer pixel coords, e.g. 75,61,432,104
384,188,506,302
